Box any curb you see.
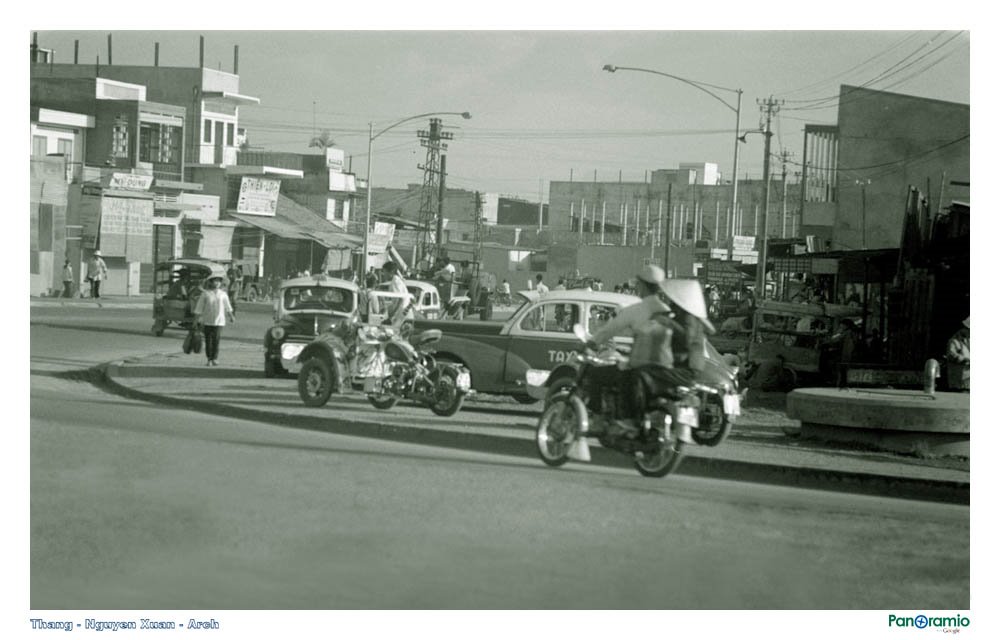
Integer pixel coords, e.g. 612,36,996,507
93,362,969,506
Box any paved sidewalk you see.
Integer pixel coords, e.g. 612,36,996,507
29,294,274,311
96,341,970,504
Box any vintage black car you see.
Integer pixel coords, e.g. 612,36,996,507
263,275,360,377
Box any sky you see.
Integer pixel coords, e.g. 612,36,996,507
32,28,971,202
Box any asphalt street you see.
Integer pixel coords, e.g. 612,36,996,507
29,303,970,609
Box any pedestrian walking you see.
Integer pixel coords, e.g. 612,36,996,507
193,275,235,367
61,260,74,298
86,250,108,300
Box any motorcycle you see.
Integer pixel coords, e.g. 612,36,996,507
363,328,472,417
297,321,394,407
535,325,705,478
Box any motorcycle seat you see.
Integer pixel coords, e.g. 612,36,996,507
412,329,442,347
634,365,697,404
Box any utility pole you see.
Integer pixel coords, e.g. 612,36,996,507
417,117,453,264
435,154,447,248
473,191,484,277
780,150,792,238
663,183,673,274
756,96,781,298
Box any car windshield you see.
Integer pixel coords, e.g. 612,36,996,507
283,286,355,314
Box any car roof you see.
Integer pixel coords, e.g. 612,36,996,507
280,275,359,291
517,290,639,306
403,279,436,292
367,290,410,299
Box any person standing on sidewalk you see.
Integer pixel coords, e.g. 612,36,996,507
193,275,235,367
945,317,970,391
86,250,108,300
61,260,74,298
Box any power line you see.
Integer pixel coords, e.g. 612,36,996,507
781,31,948,107
785,32,965,112
774,31,922,98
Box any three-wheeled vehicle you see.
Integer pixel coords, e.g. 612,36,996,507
151,258,228,336
747,299,862,388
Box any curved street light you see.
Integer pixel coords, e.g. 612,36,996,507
363,111,472,275
603,64,743,253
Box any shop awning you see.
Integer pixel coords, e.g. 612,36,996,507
229,195,362,249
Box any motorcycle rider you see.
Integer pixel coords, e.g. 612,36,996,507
585,265,692,440
633,279,715,402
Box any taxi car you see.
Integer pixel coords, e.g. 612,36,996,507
376,278,471,320
263,275,359,377
413,288,741,410
411,289,637,403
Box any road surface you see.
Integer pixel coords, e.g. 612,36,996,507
29,304,970,609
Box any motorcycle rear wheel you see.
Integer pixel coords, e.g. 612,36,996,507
535,396,584,467
428,369,465,417
633,412,686,478
692,394,733,447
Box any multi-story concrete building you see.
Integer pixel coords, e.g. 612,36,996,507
799,85,969,250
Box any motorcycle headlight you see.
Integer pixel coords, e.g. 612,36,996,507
270,326,286,340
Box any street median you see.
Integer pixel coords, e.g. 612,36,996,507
93,349,970,505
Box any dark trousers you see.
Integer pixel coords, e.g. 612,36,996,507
62,281,73,298
587,365,626,413
89,278,101,299
203,325,222,361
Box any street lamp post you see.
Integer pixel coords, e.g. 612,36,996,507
603,64,743,262
362,111,471,275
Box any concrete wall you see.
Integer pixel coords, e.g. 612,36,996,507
833,86,969,250
30,157,69,296
548,178,790,246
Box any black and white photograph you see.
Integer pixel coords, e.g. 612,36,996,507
19,7,987,638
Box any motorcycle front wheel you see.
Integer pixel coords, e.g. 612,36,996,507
298,358,334,407
428,369,465,417
633,411,686,478
535,395,585,467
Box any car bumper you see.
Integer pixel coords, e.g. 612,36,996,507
524,369,551,400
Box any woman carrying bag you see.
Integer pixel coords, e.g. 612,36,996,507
193,275,235,366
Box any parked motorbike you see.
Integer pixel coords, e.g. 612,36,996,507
364,328,472,417
535,325,704,478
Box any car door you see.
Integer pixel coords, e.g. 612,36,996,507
504,300,583,388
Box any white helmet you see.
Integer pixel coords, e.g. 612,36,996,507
660,278,715,334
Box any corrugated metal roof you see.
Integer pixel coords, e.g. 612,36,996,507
229,195,362,249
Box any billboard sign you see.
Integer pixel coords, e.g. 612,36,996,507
99,196,154,261
325,148,345,172
108,172,153,191
236,177,280,216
